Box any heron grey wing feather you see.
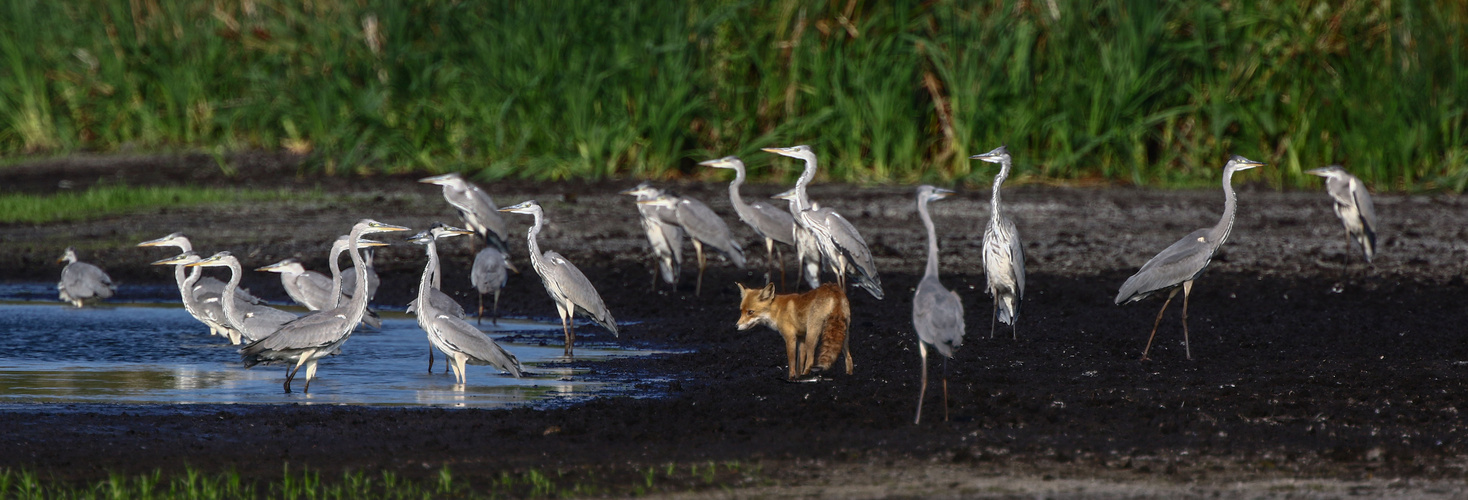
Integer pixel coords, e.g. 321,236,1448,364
542,251,618,334
1004,217,1026,297
250,308,352,352
429,289,466,319
746,201,796,246
61,262,116,300
445,183,509,247
817,208,882,296
431,313,523,377
1115,228,1213,304
292,271,337,310
1348,178,1378,258
675,198,745,267
913,278,965,358
639,215,682,283
239,304,297,340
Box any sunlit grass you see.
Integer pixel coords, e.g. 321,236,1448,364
0,185,313,224
0,1,1463,190
0,461,765,498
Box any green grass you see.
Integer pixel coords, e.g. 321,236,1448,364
0,461,765,499
0,185,311,224
0,1,1464,190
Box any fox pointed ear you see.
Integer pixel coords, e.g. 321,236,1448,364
758,283,776,300
735,282,748,293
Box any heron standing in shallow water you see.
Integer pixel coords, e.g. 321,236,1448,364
410,224,523,384
57,247,115,308
911,185,965,424
499,201,618,358
970,146,1026,339
229,219,410,393
138,232,263,337
701,156,796,287
1115,155,1264,361
1306,165,1378,265
472,245,517,325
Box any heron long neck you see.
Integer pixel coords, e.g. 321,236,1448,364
794,154,816,210
220,259,248,337
1214,165,1241,248
418,240,439,315
178,262,202,313
525,209,547,275
727,166,751,217
919,198,940,278
989,157,1011,218
328,241,347,309
171,241,193,291
341,227,372,330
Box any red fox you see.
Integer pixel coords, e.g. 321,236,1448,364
735,282,853,380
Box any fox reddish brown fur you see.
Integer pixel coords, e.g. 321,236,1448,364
735,282,853,380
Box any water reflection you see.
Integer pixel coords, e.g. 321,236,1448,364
0,302,664,408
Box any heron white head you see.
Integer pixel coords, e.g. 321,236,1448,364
183,251,238,269
969,145,1010,163
698,156,745,170
418,172,468,187
152,251,202,267
635,195,680,209
770,188,798,201
1226,155,1266,172
619,183,660,197
761,145,814,161
407,223,475,244
352,219,413,236
57,247,79,264
137,232,188,248
498,200,543,215
917,185,955,203
1305,165,1347,179
254,258,306,274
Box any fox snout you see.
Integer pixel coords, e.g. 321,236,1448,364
735,314,760,331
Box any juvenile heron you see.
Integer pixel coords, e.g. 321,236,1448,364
971,145,1026,339
637,193,746,296
701,156,796,286
621,183,685,289
912,185,965,424
499,200,618,358
472,245,518,325
1116,155,1264,361
56,247,115,308
763,145,884,300
182,252,298,344
410,225,524,384
1306,165,1378,264
138,232,262,336
420,173,509,252
235,219,411,393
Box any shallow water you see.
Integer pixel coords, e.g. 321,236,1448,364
0,298,664,409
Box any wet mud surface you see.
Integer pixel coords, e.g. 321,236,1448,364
4,153,1468,494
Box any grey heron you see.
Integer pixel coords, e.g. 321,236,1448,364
137,232,263,337
256,236,386,329
636,193,747,296
419,173,510,252
700,156,796,286
912,185,965,424
1306,165,1378,264
182,251,299,344
762,145,884,299
472,245,518,325
499,200,618,358
970,145,1026,339
234,219,411,393
56,247,115,308
621,183,685,290
409,224,524,383
1115,155,1264,361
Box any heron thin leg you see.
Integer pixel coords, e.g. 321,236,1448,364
427,347,435,374
302,360,317,393
774,242,786,291
915,342,928,425
1182,280,1194,360
693,240,707,296
285,354,311,394
942,355,950,423
477,292,484,325
492,289,501,325
990,300,998,339
1140,288,1179,361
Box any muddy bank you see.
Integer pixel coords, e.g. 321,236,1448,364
2,153,1468,494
